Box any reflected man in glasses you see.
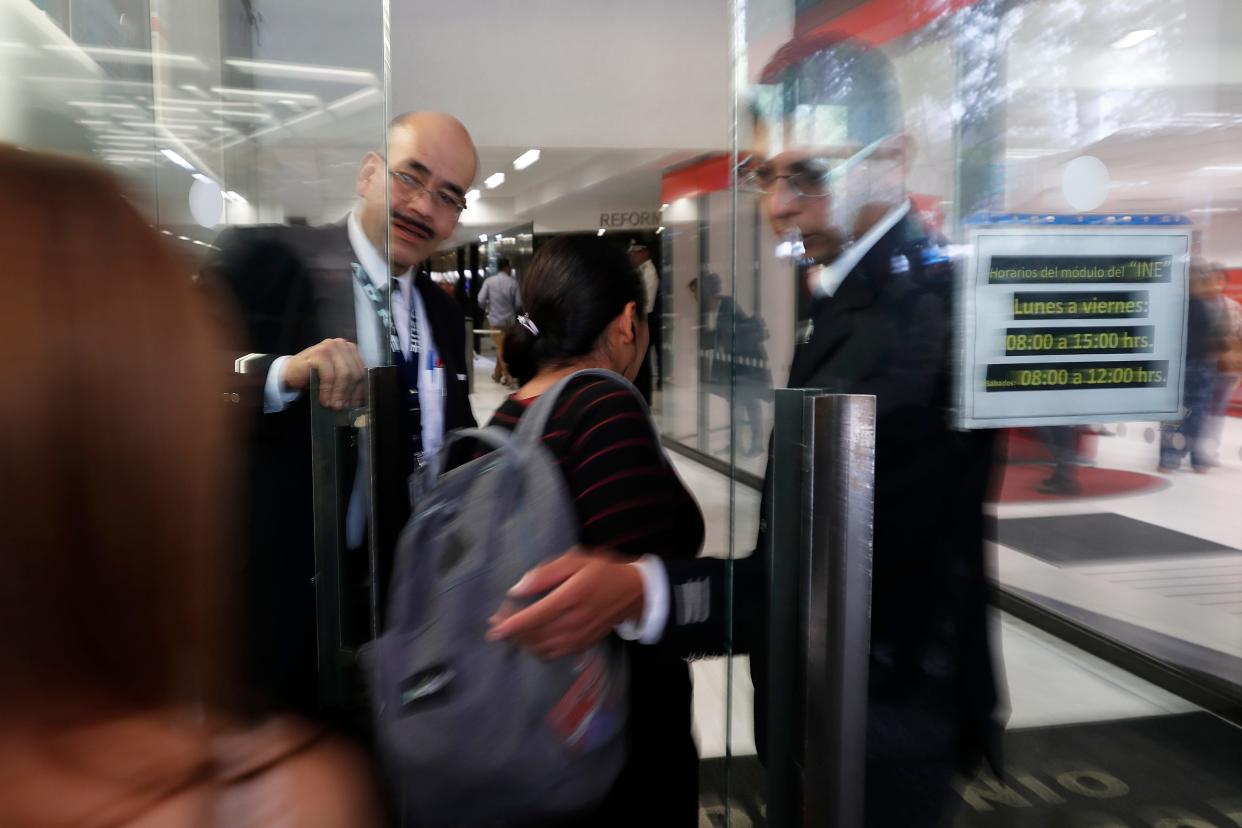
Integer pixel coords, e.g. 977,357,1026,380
206,112,479,721
489,33,1001,827
742,34,1003,826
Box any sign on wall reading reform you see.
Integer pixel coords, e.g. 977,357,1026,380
955,215,1191,429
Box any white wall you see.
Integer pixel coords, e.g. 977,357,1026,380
393,0,730,151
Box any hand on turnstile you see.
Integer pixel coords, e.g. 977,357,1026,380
284,338,367,410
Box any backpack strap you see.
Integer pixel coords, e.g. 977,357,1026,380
426,426,514,480
510,368,650,452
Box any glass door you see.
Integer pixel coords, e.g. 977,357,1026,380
707,0,1242,825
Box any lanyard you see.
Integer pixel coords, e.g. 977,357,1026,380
350,262,420,359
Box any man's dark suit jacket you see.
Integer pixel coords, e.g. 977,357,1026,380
204,219,475,717
659,213,1001,774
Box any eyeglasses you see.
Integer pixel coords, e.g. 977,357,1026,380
389,169,467,215
740,157,842,199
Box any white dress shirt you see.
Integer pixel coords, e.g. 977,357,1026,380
638,259,659,315
629,200,911,644
263,209,447,548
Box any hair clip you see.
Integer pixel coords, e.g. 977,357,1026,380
517,314,540,337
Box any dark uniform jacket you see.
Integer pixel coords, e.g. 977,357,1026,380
659,213,1002,772
203,219,475,717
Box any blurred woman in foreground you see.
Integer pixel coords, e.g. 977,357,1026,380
0,147,383,827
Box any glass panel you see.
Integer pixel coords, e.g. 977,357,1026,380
5,0,391,718
727,0,1242,824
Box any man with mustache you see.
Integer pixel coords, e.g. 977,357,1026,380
208,111,478,719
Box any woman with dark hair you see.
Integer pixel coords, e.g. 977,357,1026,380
0,147,384,827
487,235,705,826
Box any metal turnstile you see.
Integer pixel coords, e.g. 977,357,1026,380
767,390,876,827
308,365,404,710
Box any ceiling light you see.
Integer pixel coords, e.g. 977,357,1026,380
76,119,111,127
160,97,258,109
157,116,220,125
31,76,151,91
494,234,503,241
178,235,191,241
479,234,489,243
223,191,247,204
210,86,319,103
465,189,481,203
1200,165,1242,173
47,44,205,69
212,109,273,121
1112,29,1156,49
160,148,195,171
224,58,377,84
597,228,606,236
181,84,210,99
327,87,381,112
484,172,505,189
67,100,142,110
512,149,541,170
656,226,665,234
192,173,213,183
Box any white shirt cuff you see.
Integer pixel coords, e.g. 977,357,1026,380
263,355,302,413
615,554,670,645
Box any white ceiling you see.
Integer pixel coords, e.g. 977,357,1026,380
6,0,1241,256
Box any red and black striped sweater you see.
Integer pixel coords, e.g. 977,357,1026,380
488,372,705,826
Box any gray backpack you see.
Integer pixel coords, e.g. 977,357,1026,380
370,370,633,828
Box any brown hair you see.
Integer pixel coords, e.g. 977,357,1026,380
0,146,234,721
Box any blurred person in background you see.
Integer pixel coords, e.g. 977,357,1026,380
693,271,771,458
491,32,1001,827
1160,259,1229,473
477,256,520,386
0,147,384,827
628,239,662,400
1036,426,1083,496
487,236,705,826
203,111,478,720
1204,263,1242,466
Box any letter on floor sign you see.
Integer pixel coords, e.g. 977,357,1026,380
1055,770,1130,799
958,777,1032,812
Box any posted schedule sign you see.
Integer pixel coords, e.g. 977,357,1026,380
955,219,1190,429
